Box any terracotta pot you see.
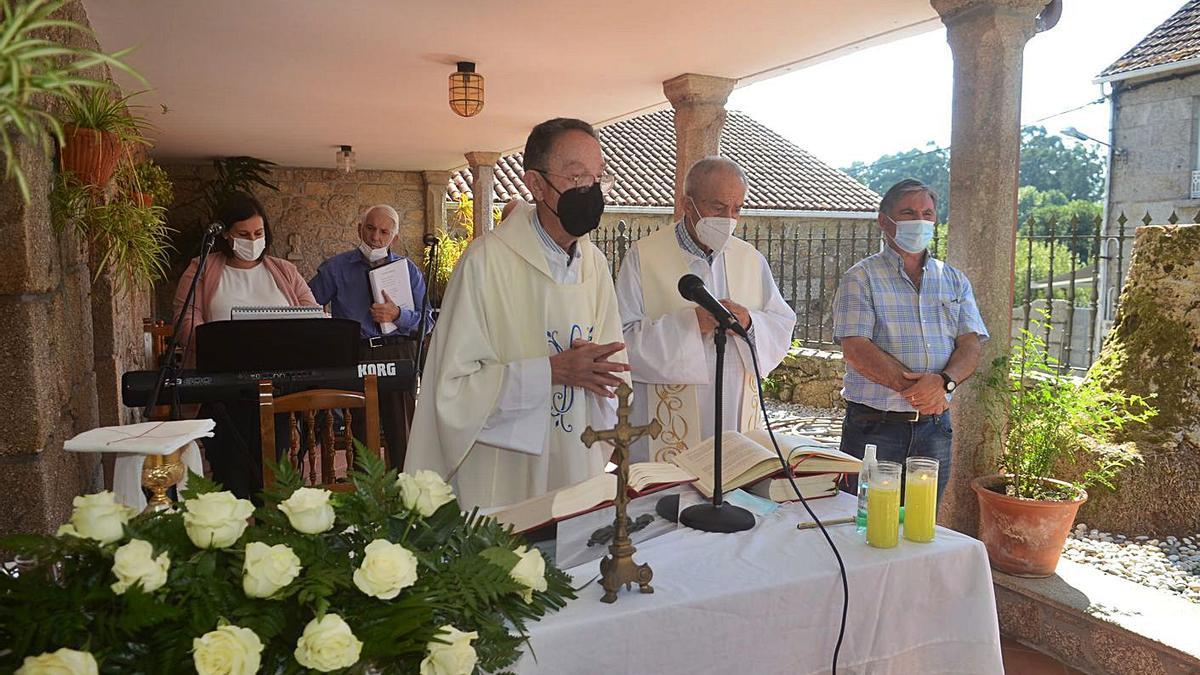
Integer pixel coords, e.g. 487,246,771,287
59,124,121,188
971,474,1087,578
132,192,153,207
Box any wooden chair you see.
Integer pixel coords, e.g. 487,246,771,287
142,318,176,421
258,374,381,491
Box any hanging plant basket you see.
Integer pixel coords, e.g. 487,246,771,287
59,124,122,189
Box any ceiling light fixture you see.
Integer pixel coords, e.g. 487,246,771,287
336,145,355,173
449,61,484,118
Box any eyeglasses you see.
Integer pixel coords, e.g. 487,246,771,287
534,169,617,195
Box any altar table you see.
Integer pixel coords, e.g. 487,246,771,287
515,492,1003,674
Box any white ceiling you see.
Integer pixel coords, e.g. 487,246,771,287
84,0,939,172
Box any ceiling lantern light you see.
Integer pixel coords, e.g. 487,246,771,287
336,145,355,173
449,61,484,118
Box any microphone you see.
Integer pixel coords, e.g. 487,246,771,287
423,233,440,246
204,221,226,237
678,274,748,338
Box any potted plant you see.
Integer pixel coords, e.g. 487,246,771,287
115,158,173,207
51,170,173,293
973,325,1156,577
59,89,152,190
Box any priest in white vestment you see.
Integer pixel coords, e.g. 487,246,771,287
616,157,797,463
407,118,629,509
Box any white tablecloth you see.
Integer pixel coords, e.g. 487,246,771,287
515,492,1002,675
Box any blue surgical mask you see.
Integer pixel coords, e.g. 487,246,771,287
886,215,935,254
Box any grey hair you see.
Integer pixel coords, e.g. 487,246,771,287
360,204,400,227
683,156,748,197
879,179,938,215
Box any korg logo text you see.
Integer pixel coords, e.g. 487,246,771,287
357,362,397,377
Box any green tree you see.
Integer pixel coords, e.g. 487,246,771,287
843,143,950,222
1019,126,1105,202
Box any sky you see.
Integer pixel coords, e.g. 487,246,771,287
728,0,1183,170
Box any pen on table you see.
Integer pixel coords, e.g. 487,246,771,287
796,516,856,530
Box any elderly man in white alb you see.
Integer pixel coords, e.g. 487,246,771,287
406,118,629,510
616,157,796,463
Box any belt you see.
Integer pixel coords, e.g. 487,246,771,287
850,402,934,424
364,335,411,348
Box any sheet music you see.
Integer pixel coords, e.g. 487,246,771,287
230,306,327,320
367,259,414,334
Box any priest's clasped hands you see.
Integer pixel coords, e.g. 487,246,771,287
695,299,752,336
549,339,632,398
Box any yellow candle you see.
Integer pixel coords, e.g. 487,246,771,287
904,474,937,542
866,482,900,548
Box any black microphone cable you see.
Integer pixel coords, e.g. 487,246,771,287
742,333,849,675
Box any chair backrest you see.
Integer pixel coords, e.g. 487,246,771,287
258,374,381,491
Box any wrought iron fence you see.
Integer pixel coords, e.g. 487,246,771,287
591,212,1154,374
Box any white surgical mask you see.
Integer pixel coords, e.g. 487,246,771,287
690,198,737,253
231,236,266,262
358,240,391,263
886,215,935,254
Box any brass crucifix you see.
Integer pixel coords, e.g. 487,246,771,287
580,381,662,604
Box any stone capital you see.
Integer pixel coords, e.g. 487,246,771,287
421,169,453,189
932,0,1045,31
663,73,737,109
463,151,502,169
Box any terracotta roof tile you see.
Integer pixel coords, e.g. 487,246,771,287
448,109,878,213
1101,0,1200,78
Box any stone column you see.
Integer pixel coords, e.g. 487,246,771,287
464,151,501,238
932,0,1045,535
663,73,737,220
422,170,452,236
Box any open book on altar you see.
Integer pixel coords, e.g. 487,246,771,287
669,429,861,499
489,463,697,534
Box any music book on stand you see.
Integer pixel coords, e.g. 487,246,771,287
488,462,697,534
231,305,327,320
668,429,861,499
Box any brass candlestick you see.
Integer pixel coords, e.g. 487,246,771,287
141,445,187,512
580,382,662,604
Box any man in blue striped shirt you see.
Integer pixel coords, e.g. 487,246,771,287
831,179,988,500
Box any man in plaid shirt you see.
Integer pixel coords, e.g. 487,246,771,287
831,179,988,501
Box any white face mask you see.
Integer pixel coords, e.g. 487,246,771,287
885,215,936,254
231,236,266,262
690,198,737,253
358,240,391,263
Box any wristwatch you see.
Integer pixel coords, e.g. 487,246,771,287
939,372,957,393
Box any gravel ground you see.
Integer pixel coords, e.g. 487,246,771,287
1063,525,1200,604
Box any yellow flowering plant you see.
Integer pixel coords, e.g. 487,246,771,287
0,449,574,673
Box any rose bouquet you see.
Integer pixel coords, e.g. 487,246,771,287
0,451,574,674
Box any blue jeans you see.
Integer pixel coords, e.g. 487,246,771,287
839,401,953,504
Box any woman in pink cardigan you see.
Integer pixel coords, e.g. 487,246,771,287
173,192,318,498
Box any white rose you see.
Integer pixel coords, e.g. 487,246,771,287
242,541,302,599
192,624,263,675
277,487,336,534
419,625,479,675
396,470,456,517
56,523,79,538
15,648,98,675
509,545,548,603
293,614,362,672
352,539,418,600
110,539,170,595
183,492,254,549
69,492,133,545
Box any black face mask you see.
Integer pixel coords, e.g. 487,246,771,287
545,181,605,237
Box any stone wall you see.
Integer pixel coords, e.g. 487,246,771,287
764,348,846,409
1076,224,1200,535
156,165,429,316
0,1,118,537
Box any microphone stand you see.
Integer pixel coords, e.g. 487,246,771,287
413,237,439,386
678,318,755,533
141,229,218,422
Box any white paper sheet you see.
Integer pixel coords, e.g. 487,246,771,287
367,259,414,335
